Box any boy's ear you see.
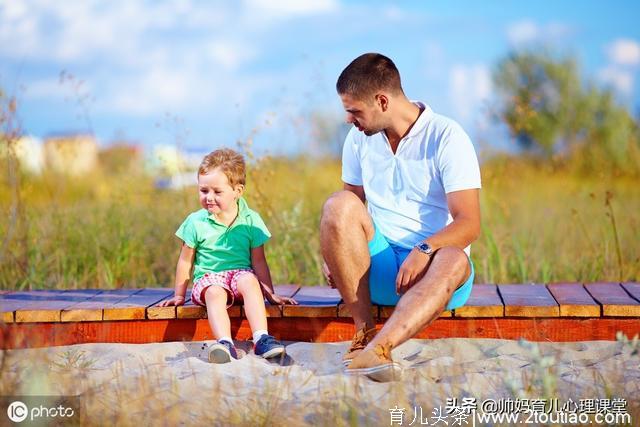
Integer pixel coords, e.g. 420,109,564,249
235,184,245,197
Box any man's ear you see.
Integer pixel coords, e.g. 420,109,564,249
376,93,389,112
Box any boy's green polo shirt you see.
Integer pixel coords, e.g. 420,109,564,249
175,197,270,282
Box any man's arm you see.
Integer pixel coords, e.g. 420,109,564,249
396,188,480,294
423,188,481,251
344,183,366,203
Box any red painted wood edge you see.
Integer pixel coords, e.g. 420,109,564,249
1,317,638,349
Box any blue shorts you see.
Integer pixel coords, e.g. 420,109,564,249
368,224,474,310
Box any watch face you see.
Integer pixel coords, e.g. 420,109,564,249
416,242,431,253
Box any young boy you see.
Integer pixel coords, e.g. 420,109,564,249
159,148,296,363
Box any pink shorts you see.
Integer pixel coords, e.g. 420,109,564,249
191,269,254,307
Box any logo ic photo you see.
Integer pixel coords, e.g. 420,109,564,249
7,401,28,423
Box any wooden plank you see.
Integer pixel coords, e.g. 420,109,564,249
103,288,173,320
1,298,34,323
585,282,640,317
0,288,12,322
498,284,559,317
262,284,301,318
61,289,143,322
283,286,341,317
453,284,504,318
176,289,206,319
147,297,177,319
338,303,379,318
546,283,601,317
177,288,243,319
1,290,73,320
3,317,640,349
621,282,640,303
12,290,102,323
379,305,452,318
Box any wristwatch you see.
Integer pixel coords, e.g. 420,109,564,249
414,241,433,256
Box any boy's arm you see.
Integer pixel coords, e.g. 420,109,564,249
251,245,274,293
159,243,195,307
251,245,297,305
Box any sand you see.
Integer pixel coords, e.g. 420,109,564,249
1,338,638,425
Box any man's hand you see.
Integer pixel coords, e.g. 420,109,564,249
396,249,431,295
322,261,336,288
158,295,185,307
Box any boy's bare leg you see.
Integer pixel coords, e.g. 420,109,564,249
236,274,268,333
320,191,376,331
367,246,470,350
204,286,233,339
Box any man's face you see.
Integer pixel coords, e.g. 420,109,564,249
340,93,385,136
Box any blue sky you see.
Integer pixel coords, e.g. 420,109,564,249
1,0,639,157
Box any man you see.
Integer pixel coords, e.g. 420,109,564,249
320,53,481,382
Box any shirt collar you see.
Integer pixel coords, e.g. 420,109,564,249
406,101,432,138
207,197,251,225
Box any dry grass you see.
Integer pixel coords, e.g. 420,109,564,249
0,153,638,289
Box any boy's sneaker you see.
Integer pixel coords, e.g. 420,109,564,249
208,340,238,363
253,334,285,359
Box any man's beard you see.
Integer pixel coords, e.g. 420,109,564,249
363,127,383,136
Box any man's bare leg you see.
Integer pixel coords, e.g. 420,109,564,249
367,246,470,350
320,191,376,331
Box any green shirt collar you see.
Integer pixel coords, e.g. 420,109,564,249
207,197,251,226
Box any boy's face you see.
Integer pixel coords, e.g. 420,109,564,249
198,168,243,216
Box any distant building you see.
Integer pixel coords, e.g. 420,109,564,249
98,142,143,174
145,144,189,175
0,135,44,174
43,134,98,175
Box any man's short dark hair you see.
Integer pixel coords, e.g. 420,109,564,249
336,53,403,100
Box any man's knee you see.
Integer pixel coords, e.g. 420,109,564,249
433,246,470,279
321,190,365,230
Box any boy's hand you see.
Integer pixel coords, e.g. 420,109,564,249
265,292,298,306
322,261,336,288
158,296,186,307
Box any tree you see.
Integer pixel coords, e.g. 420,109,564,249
492,50,640,174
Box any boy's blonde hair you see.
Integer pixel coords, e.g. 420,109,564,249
198,148,246,187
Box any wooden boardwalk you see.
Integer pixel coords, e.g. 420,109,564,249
1,283,639,349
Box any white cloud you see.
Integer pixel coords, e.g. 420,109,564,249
244,0,338,17
506,20,572,46
383,5,406,21
423,41,445,80
207,40,257,71
606,39,640,66
598,66,634,95
26,78,75,99
449,64,492,120
103,66,203,115
507,20,539,45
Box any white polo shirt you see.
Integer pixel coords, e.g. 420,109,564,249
341,102,481,253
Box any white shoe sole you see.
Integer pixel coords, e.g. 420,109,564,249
258,346,285,359
345,362,402,382
208,346,232,364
